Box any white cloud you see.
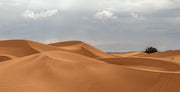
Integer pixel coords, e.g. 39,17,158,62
94,10,117,19
22,9,58,19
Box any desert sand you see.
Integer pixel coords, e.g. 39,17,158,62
0,40,180,92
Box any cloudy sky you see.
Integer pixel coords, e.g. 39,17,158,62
0,0,180,52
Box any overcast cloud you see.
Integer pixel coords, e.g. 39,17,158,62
0,0,180,52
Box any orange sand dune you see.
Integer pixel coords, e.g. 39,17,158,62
0,40,180,92
111,51,145,57
49,41,113,58
0,40,63,57
0,51,180,92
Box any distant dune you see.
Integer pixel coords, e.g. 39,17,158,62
140,50,180,58
0,40,180,92
139,50,180,62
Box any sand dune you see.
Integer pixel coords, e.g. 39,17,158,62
0,40,180,92
0,40,62,57
0,51,180,92
49,41,113,58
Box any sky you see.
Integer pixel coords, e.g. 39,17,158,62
0,0,180,52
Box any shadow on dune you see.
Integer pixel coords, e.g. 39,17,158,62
99,57,180,71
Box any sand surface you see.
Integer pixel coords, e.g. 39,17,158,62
0,40,180,92
111,51,145,57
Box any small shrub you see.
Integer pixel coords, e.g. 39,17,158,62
145,47,158,54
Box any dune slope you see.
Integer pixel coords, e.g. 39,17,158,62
0,51,180,92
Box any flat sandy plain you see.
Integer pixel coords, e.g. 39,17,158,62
0,40,180,92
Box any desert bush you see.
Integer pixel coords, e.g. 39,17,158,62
145,47,158,54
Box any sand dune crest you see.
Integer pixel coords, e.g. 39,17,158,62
49,41,113,58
